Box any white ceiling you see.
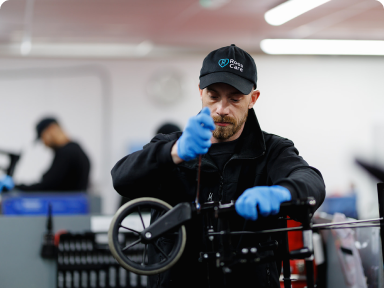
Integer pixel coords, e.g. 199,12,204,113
0,0,383,57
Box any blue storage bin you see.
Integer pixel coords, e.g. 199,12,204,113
1,192,89,215
319,195,358,219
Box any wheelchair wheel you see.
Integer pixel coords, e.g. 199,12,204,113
108,197,187,275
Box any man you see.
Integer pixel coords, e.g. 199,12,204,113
111,45,325,287
2,117,90,192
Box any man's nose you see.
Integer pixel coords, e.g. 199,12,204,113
216,99,229,116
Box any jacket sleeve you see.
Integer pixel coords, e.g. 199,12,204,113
111,133,180,199
15,149,71,191
266,138,326,213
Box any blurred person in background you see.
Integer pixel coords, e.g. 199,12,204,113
155,122,181,135
119,122,181,207
0,117,90,192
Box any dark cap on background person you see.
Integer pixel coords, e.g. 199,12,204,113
36,117,58,140
156,123,181,135
199,44,257,95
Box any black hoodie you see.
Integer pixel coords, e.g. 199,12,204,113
111,108,325,288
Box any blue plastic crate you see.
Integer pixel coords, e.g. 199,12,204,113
1,192,89,216
319,195,358,219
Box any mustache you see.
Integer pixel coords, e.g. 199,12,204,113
212,115,236,125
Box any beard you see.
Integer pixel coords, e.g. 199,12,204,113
212,110,248,141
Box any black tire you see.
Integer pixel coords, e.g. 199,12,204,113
108,197,187,275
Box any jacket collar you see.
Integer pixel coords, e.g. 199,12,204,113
233,108,266,159
179,108,266,170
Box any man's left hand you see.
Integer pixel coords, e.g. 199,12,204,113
235,185,291,221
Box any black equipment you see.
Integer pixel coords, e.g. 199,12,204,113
0,149,20,177
356,158,384,183
40,204,57,259
108,156,384,287
108,197,321,287
57,231,148,288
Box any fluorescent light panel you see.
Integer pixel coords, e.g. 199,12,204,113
20,39,31,56
1,41,154,58
265,0,331,26
260,39,384,55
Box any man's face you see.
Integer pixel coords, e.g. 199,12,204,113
40,125,55,148
199,83,259,142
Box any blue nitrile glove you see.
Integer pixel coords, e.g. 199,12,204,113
177,107,215,161
235,185,291,221
0,175,15,193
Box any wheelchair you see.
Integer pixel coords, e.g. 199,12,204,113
108,157,384,288
108,193,327,287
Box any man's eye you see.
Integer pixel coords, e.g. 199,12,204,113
231,98,240,103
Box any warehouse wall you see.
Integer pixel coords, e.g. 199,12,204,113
0,55,383,218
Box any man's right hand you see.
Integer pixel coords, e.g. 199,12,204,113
175,107,215,162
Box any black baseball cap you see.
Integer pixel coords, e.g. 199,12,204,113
36,117,58,139
199,44,257,95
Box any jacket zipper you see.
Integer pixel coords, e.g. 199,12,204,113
219,175,224,201
266,265,271,287
219,151,266,202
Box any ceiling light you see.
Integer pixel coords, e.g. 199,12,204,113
264,0,331,26
2,42,159,58
135,40,153,57
260,39,384,56
20,0,35,56
20,39,31,56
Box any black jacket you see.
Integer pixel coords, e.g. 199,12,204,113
16,142,90,191
112,109,326,288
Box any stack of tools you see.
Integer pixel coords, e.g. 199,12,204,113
57,232,147,288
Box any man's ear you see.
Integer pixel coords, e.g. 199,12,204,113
198,83,203,100
248,90,260,109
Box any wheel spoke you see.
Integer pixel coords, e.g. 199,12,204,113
122,238,141,252
154,242,169,260
119,224,140,235
137,206,146,229
142,244,147,266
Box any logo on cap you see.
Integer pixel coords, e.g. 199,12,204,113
218,59,229,68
